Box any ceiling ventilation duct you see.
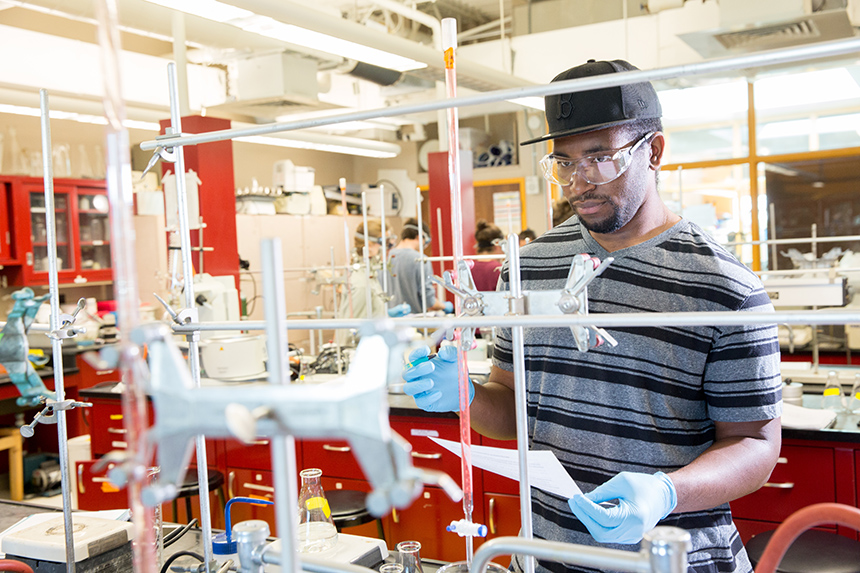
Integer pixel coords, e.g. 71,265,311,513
680,0,858,58
207,51,333,120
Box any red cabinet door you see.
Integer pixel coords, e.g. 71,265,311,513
228,467,278,535
730,445,836,522
385,485,470,563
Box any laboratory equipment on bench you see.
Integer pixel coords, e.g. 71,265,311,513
213,497,275,568
199,333,267,381
297,468,338,553
1,515,135,572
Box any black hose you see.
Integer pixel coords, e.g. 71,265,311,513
163,518,199,548
159,550,203,573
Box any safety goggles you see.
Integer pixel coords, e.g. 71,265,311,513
539,132,655,187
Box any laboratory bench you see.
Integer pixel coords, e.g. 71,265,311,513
34,378,860,561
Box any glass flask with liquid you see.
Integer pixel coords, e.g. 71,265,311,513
848,373,860,414
297,468,338,553
822,371,846,412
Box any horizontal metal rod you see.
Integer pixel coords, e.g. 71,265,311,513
472,537,650,573
725,234,860,247
140,37,860,151
171,308,860,334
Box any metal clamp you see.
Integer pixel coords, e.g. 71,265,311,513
20,398,93,438
47,297,88,340
558,254,618,352
139,130,182,178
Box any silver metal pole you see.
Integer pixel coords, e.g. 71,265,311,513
379,184,389,311
261,238,301,573
472,537,652,573
416,187,428,335
436,208,445,312
166,61,213,570
140,37,860,152
170,308,860,333
507,234,534,573
361,191,373,318
768,203,777,271
39,89,76,573
811,223,820,374
330,246,343,375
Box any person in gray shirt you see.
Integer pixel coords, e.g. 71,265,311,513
388,218,448,314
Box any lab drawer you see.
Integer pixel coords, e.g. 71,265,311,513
390,416,481,486
302,439,366,480
224,437,302,472
76,459,129,511
730,445,835,523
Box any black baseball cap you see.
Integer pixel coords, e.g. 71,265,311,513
521,59,662,146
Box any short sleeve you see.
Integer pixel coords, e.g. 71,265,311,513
703,287,783,422
492,262,513,371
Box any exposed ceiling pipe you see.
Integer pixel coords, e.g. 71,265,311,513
458,16,511,40
370,0,442,49
225,0,533,91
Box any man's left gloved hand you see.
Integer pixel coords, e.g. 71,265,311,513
568,471,677,545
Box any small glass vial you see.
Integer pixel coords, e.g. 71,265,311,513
822,371,846,412
297,468,338,553
397,541,424,573
849,373,860,414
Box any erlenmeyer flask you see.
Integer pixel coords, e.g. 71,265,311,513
296,468,338,553
397,541,424,573
848,373,860,413
822,371,845,412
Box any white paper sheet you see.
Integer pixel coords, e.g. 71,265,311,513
429,437,582,498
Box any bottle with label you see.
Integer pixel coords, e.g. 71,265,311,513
822,371,846,412
297,468,338,553
213,497,274,569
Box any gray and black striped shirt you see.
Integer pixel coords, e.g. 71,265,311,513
493,216,782,573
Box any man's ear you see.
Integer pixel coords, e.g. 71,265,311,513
648,132,666,170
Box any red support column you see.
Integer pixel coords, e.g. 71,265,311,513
427,150,476,303
159,116,239,288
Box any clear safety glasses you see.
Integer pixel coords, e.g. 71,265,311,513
539,132,656,187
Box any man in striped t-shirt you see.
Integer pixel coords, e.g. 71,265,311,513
402,59,781,573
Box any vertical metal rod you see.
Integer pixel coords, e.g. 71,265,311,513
94,2,155,570
379,184,389,311
316,306,324,352
416,187,428,337
167,61,213,570
442,17,475,564
330,247,342,375
338,177,354,318
507,233,535,573
39,89,76,573
261,238,301,573
435,207,445,312
811,223,819,374
768,203,777,271
361,191,373,318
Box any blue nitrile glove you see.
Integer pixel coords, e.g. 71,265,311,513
387,302,411,317
443,301,454,314
568,471,677,545
402,345,474,412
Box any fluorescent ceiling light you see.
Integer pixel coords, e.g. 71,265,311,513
0,103,161,131
235,135,399,158
659,81,748,122
142,0,427,73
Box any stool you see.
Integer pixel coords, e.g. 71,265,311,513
171,469,226,524
327,489,385,541
0,428,24,501
746,529,860,573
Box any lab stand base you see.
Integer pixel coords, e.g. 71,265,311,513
6,540,133,573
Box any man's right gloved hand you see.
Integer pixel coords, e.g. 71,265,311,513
402,345,474,412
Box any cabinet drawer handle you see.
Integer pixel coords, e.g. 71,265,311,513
763,482,794,489
228,471,235,500
777,457,788,464
250,440,270,446
391,508,399,524
78,464,85,495
107,427,127,434
92,477,111,483
411,452,442,460
244,483,275,494
322,444,351,452
489,498,496,535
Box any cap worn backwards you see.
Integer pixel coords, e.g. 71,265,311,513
521,59,662,146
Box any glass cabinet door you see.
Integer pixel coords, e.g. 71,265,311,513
77,192,111,272
30,191,72,272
